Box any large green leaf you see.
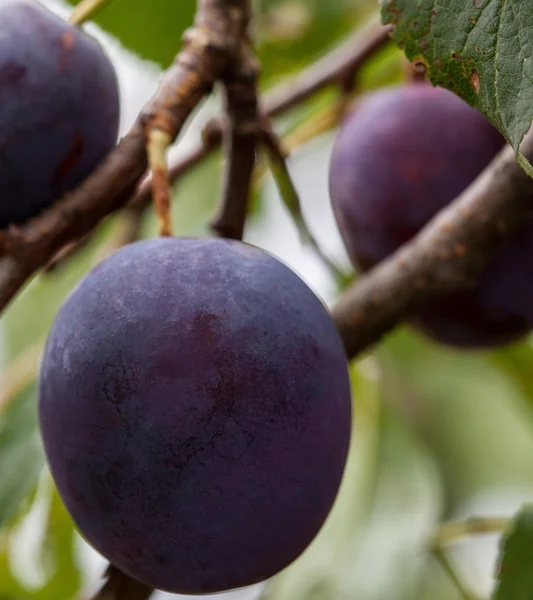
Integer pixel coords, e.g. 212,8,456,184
381,0,533,172
492,504,533,600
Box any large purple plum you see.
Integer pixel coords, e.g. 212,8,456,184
38,237,352,594
329,82,533,348
0,0,119,227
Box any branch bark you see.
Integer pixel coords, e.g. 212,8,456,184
332,135,533,359
211,38,261,239
0,0,249,311
119,17,392,221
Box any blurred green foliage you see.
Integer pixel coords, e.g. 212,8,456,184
1,0,533,599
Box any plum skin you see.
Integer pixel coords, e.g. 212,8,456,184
0,0,119,227
38,237,352,594
329,83,533,348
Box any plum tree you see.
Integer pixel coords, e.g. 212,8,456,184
38,237,352,594
329,82,533,348
0,0,119,227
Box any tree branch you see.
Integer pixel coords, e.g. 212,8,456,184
261,14,392,118
211,37,261,239
332,135,533,359
119,17,392,221
0,0,249,310
42,16,391,271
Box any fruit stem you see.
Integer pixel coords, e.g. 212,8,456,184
147,128,174,238
69,0,114,25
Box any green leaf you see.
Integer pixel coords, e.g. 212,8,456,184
67,0,196,67
0,385,44,529
381,0,533,169
492,504,533,600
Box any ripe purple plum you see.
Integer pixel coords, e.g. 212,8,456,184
38,237,352,594
0,0,119,227
329,83,533,348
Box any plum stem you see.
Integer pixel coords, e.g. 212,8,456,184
69,0,114,26
146,128,174,237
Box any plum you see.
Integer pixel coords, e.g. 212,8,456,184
0,0,119,227
329,83,533,348
38,237,352,594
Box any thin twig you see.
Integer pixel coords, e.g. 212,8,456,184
133,17,391,212
332,134,533,359
135,18,391,212
211,38,261,240
262,14,392,117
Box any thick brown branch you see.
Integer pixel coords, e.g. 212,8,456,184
332,135,533,359
48,16,390,271
0,0,250,311
211,41,260,239
127,17,391,217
